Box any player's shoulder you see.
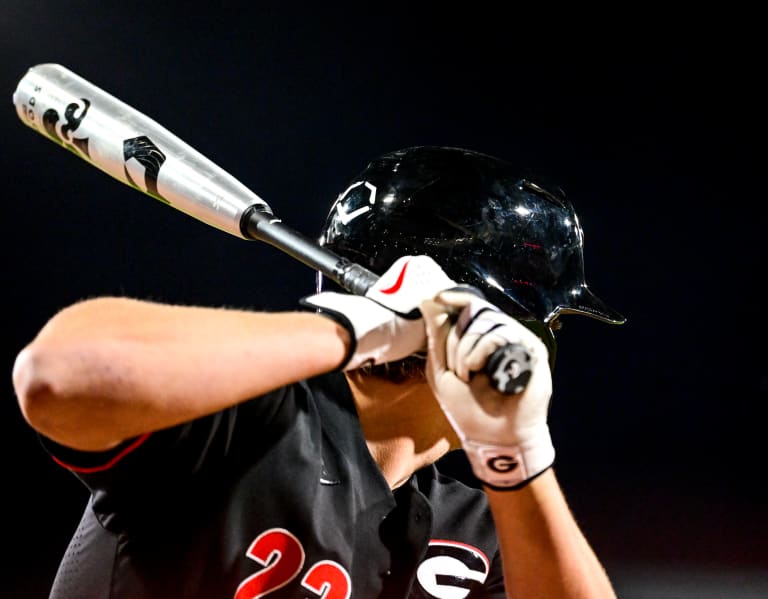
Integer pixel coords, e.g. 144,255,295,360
415,458,488,509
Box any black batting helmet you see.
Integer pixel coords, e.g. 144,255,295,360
317,146,625,341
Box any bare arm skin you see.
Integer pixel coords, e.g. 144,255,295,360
12,297,350,452
486,470,617,599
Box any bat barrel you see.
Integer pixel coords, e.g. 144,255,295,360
13,63,270,239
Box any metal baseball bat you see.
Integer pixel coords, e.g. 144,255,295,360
12,63,377,296
12,63,531,395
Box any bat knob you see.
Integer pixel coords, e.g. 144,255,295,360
485,343,532,395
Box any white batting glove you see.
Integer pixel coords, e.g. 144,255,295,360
421,289,555,489
301,256,455,370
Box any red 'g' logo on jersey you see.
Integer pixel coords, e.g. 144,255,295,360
413,540,490,598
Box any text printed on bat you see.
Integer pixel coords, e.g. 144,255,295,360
21,84,91,159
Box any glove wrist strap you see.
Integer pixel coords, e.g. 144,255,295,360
463,431,555,489
300,293,425,370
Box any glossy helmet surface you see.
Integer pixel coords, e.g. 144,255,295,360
318,146,625,333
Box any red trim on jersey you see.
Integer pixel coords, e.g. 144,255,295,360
429,538,490,569
51,433,151,473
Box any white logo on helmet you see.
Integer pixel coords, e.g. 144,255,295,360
333,180,377,225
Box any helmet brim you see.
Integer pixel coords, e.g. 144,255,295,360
550,285,626,325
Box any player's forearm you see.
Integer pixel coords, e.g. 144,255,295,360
13,297,349,451
486,469,616,599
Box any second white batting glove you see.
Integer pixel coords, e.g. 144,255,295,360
301,255,455,370
421,289,555,489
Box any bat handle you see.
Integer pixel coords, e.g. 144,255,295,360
241,206,379,295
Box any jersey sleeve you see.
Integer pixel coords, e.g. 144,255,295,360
37,383,298,499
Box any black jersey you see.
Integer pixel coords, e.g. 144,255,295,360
42,372,504,598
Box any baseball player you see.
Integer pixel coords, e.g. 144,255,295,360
13,146,624,598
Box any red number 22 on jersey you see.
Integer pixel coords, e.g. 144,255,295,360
235,528,351,599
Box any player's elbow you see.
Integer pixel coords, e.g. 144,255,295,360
13,344,74,437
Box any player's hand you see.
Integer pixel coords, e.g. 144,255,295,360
301,256,455,370
420,289,555,489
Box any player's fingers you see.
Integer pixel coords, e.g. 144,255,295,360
420,298,453,378
450,304,506,381
445,323,462,374
464,331,510,374
434,288,476,310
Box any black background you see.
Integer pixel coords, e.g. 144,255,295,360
2,3,765,597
